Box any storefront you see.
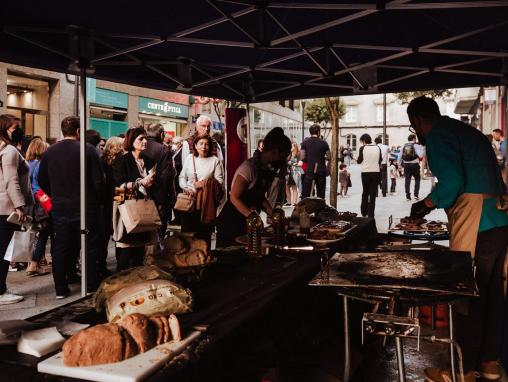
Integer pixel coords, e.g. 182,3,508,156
6,73,50,141
87,79,129,139
138,96,189,138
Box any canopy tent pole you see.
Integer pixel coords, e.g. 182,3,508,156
78,65,88,297
383,93,387,144
246,103,251,155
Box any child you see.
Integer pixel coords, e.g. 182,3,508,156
338,164,351,196
389,159,398,194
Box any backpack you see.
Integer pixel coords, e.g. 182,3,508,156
401,143,417,162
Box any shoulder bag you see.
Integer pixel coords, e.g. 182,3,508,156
174,155,198,212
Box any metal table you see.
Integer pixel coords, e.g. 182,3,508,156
309,250,477,382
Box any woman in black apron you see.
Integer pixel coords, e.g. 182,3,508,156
217,128,291,247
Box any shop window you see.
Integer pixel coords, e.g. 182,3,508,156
345,106,357,123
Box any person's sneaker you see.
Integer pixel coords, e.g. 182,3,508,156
424,368,478,382
8,265,18,272
56,291,70,300
481,361,502,380
414,196,420,200
0,292,24,305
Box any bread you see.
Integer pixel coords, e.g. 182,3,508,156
106,279,192,323
168,314,181,342
149,234,213,269
63,314,181,367
63,323,138,366
118,313,156,353
149,316,164,345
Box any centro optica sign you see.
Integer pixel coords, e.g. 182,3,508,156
138,97,189,118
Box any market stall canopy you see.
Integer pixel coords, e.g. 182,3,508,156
1,0,508,102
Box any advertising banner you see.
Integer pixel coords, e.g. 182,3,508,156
225,108,248,193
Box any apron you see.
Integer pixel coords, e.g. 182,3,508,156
216,162,275,247
446,193,484,258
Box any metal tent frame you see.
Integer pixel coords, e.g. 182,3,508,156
1,0,508,296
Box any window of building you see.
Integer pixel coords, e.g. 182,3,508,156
376,134,389,146
346,134,357,151
345,106,357,123
376,105,389,123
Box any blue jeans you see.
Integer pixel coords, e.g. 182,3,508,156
32,221,53,263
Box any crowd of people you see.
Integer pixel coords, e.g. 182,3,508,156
0,113,228,303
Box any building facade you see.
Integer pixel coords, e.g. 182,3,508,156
0,62,192,142
336,92,459,155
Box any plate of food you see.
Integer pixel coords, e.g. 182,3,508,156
313,220,356,235
391,217,427,232
306,222,350,244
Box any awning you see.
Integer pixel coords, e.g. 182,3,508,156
454,98,477,115
1,1,508,102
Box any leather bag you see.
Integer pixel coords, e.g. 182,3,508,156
174,155,198,213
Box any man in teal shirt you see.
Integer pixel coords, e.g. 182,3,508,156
407,96,508,382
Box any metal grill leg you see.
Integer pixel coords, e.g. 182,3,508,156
449,304,457,382
395,337,407,382
343,295,351,382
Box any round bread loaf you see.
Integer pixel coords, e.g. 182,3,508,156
63,323,139,366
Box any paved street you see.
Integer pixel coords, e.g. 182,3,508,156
326,164,448,233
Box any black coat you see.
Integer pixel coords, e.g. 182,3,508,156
144,138,176,211
113,152,155,198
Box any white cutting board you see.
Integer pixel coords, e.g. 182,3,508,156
37,330,202,382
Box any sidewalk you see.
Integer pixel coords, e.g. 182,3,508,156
327,164,447,233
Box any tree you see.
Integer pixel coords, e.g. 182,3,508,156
212,99,243,124
304,98,345,208
396,89,452,104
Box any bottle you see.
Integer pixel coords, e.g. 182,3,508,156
272,204,286,246
247,211,264,257
300,210,311,234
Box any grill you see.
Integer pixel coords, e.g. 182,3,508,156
309,250,476,382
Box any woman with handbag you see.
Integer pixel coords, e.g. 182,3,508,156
26,137,51,276
113,127,156,271
0,114,34,304
178,135,224,246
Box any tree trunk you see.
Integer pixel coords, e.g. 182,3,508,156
325,97,339,208
329,115,338,208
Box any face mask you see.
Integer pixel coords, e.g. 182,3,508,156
10,127,24,145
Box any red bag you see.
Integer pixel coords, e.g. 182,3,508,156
35,189,52,214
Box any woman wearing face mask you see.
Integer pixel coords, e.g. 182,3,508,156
179,135,224,246
0,114,34,304
216,127,292,247
113,127,156,271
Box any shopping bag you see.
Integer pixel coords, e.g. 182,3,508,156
4,229,36,263
118,198,161,234
112,200,127,242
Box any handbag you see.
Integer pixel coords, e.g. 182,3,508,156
4,229,36,263
174,156,198,213
118,198,161,234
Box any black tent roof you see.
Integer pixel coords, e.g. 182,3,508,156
2,0,508,102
